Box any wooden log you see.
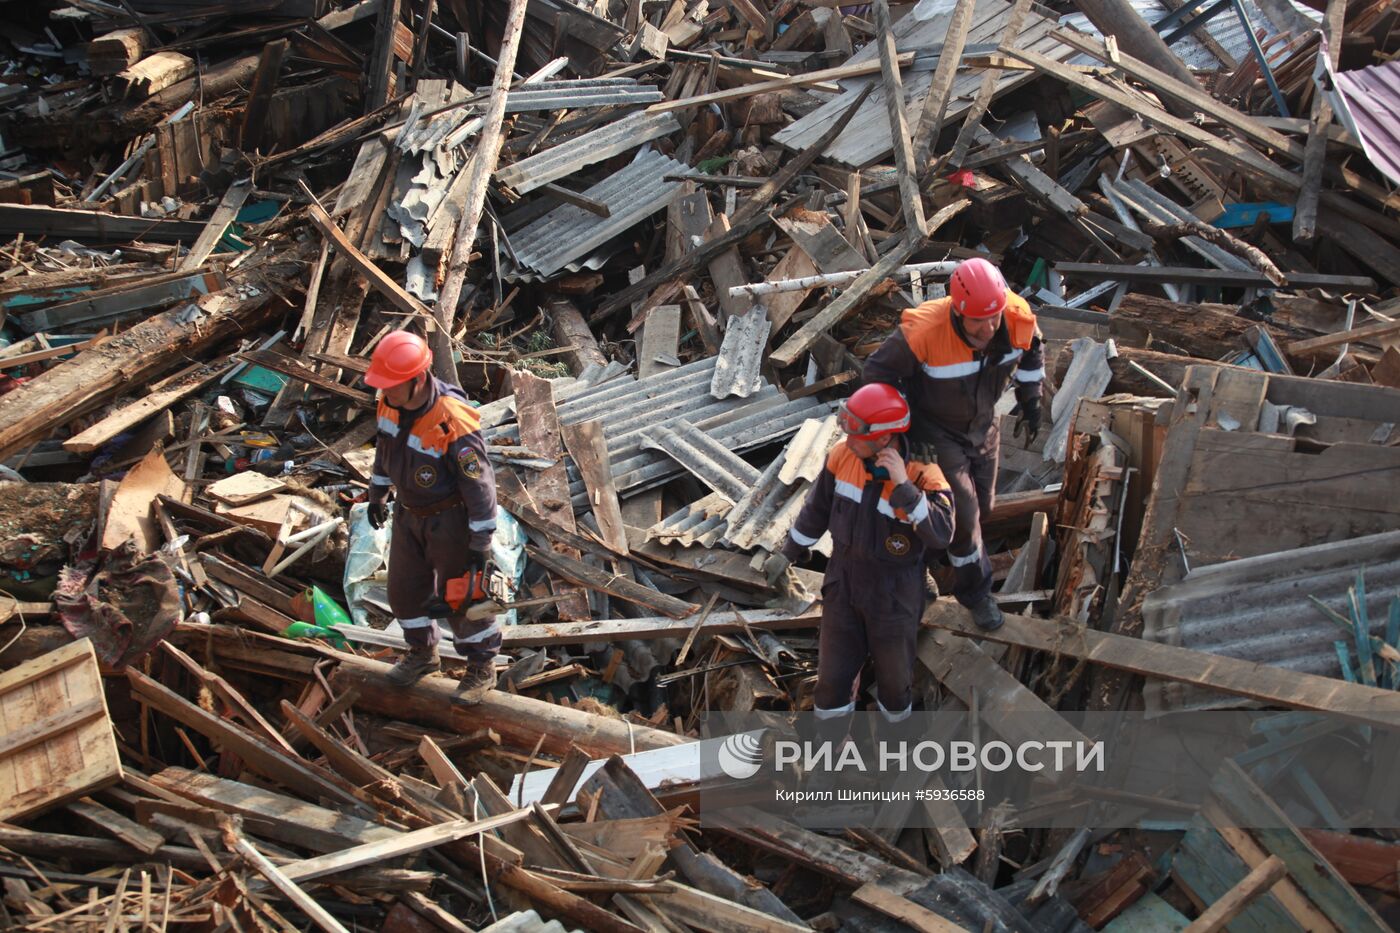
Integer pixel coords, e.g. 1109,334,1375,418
0,825,208,872
0,289,280,460
545,296,607,374
327,654,686,758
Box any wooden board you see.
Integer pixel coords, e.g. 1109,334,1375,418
513,371,590,620
924,601,1400,728
0,638,123,822
62,361,230,453
560,419,628,555
101,447,186,553
206,471,288,508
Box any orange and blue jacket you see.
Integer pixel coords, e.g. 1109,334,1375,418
781,438,955,567
862,293,1044,448
370,376,497,550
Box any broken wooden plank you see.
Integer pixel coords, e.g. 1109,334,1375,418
0,204,208,244
0,639,122,822
560,420,628,556
769,232,925,368
924,601,1400,728
63,361,230,453
230,831,351,933
239,40,289,154
1285,318,1400,357
948,0,1035,168
912,0,977,167
301,184,435,324
852,882,967,932
1182,854,1286,933
178,179,253,272
873,0,926,235
429,0,528,378
239,348,374,406
126,667,363,810
525,545,697,619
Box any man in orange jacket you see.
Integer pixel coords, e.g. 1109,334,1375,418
363,331,500,701
862,258,1044,631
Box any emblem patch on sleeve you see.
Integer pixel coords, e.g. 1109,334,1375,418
413,464,438,488
458,447,483,479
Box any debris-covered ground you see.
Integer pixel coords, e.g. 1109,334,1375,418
0,0,1398,929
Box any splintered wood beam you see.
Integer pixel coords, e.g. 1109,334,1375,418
1292,0,1345,244
912,0,975,167
299,184,436,325
431,0,528,380
228,832,351,933
238,348,374,407
947,0,1034,168
525,545,698,619
873,0,926,236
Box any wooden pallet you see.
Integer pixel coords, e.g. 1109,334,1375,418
0,638,122,822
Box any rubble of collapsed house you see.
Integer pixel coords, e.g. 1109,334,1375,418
0,0,1398,928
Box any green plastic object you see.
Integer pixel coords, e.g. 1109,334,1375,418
1026,257,1048,291
232,364,289,394
280,620,347,649
310,586,353,629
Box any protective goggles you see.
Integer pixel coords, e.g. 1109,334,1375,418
837,401,909,438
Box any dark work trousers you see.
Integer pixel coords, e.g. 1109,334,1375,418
387,501,501,662
814,556,927,719
920,423,998,608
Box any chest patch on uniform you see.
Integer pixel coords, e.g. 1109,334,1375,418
458,447,482,479
886,533,912,557
413,464,438,488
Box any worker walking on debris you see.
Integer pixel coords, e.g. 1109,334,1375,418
768,383,955,737
363,330,500,702
862,257,1044,632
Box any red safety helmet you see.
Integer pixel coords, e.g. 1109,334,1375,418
949,257,1009,319
365,331,432,389
838,383,910,441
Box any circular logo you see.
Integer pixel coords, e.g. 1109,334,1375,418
413,464,438,488
717,733,765,780
886,533,912,557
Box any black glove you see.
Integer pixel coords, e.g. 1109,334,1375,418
367,485,390,529
1012,397,1042,444
464,548,488,573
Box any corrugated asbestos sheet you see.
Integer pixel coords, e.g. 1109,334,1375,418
648,415,841,554
1333,61,1400,188
1061,0,1316,72
483,356,832,507
772,0,1076,166
507,149,686,278
710,307,770,399
1141,530,1400,714
643,419,762,503
503,79,663,112
495,110,682,193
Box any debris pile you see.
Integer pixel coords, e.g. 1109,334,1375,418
0,0,1398,929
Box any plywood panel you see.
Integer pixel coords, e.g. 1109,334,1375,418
0,638,122,821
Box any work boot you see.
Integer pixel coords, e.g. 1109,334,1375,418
455,659,497,705
385,644,440,687
971,595,1004,632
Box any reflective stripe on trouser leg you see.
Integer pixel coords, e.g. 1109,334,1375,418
877,697,912,724
450,616,501,663
398,616,439,648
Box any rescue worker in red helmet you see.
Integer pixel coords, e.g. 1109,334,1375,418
364,330,500,701
862,257,1045,631
767,383,955,738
